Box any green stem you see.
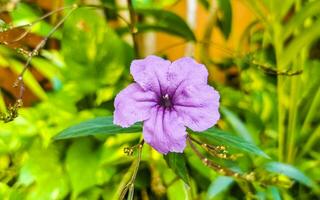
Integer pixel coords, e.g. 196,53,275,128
301,89,320,136
199,1,218,65
127,0,140,58
300,125,320,157
274,28,286,162
287,73,298,163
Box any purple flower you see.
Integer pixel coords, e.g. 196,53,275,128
113,56,220,154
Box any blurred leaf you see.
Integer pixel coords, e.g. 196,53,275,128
132,9,196,41
190,128,270,158
269,186,281,200
18,142,69,199
283,0,320,40
0,89,6,112
167,179,189,200
54,116,141,140
221,107,254,143
9,60,48,100
217,0,232,39
31,57,60,81
66,138,100,198
280,18,320,67
133,0,178,9
198,0,210,10
265,162,316,188
10,3,61,39
62,8,133,93
206,176,233,199
164,153,190,185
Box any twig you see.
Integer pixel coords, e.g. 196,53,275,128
13,5,77,100
187,136,249,180
4,5,74,44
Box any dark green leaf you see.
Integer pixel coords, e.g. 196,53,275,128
54,117,142,140
217,0,232,39
264,162,316,188
190,128,269,158
164,153,190,185
133,9,196,41
198,0,210,10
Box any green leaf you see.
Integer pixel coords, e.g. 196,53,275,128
220,107,254,143
280,18,320,67
217,0,232,39
133,0,178,9
54,116,142,140
18,142,69,199
265,162,316,188
133,9,196,41
190,128,270,158
198,0,210,10
66,138,100,198
10,3,61,39
206,176,233,199
164,153,190,185
62,8,133,93
167,180,189,200
283,0,320,40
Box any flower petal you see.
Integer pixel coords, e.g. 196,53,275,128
130,55,171,95
114,83,158,128
166,57,208,94
143,106,187,154
173,84,220,132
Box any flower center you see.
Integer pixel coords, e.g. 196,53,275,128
160,94,172,108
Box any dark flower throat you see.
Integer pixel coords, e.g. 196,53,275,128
160,94,172,108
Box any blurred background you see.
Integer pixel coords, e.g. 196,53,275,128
0,0,319,199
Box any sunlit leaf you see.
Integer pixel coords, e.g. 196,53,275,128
54,116,142,140
190,128,270,158
18,142,69,199
164,153,190,185
62,8,133,93
133,0,178,9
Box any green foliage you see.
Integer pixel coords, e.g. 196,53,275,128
191,128,270,158
216,0,232,39
164,153,190,185
55,117,142,140
0,0,320,199
264,162,316,188
119,8,196,41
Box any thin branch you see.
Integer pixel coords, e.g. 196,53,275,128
13,5,77,100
